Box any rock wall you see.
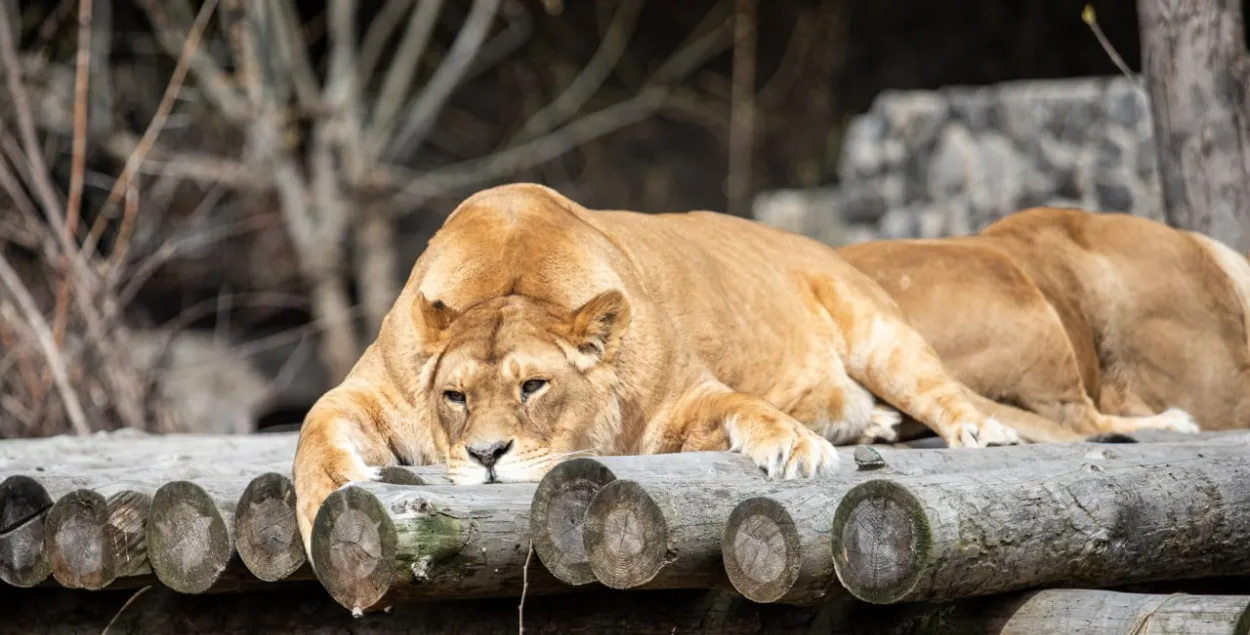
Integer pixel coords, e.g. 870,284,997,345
753,75,1163,244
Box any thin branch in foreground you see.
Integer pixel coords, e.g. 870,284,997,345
0,253,90,436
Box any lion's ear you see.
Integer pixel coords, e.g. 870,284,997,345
413,292,459,346
566,289,632,362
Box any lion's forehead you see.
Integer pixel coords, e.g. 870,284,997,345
438,336,568,386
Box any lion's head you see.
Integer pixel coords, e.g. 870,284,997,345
407,289,632,484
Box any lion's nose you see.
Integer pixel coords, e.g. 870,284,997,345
466,440,514,468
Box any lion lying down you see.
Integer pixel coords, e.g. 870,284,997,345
293,182,1028,550
840,207,1242,441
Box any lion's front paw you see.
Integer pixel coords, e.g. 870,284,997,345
949,417,1021,448
729,417,840,479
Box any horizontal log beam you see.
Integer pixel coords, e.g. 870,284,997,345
722,436,1250,605
311,481,568,614
830,452,1250,604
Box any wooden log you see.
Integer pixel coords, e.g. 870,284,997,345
233,466,449,583
529,451,813,586
0,430,299,472
581,477,796,591
829,452,1250,604
145,477,258,594
0,475,76,587
43,483,154,590
880,588,1250,635
722,437,1250,605
311,481,567,614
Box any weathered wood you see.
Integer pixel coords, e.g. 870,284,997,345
0,475,76,587
0,430,299,472
311,481,567,614
1138,0,1250,251
582,477,796,591
146,478,257,594
43,483,153,590
721,436,1250,605
830,452,1250,604
529,451,814,586
890,588,1250,635
233,466,448,583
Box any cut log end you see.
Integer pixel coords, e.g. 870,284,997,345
0,475,53,587
583,479,669,590
46,488,152,590
721,496,801,603
310,484,398,613
529,457,619,586
831,479,930,605
234,473,305,582
147,481,233,594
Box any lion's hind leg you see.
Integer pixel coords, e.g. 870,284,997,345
808,273,1020,448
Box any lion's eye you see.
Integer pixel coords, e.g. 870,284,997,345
520,379,547,401
444,390,466,405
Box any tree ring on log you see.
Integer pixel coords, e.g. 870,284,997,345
583,479,668,589
830,479,929,604
147,481,233,594
0,475,54,587
529,458,619,585
234,473,304,582
721,496,800,603
45,489,110,589
310,484,397,613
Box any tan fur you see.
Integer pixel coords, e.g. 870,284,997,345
291,183,1027,555
838,207,1250,441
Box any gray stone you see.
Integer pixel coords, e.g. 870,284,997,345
755,75,1167,244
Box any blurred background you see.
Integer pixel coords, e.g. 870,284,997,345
0,0,1167,438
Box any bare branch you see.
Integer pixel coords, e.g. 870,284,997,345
0,253,90,436
135,0,249,121
0,1,69,239
80,0,221,258
269,0,322,110
325,0,365,180
460,0,533,86
395,87,664,204
384,0,502,162
365,0,445,157
358,0,415,83
512,0,642,142
88,0,113,136
390,1,733,206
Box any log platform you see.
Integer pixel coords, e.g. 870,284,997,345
5,427,1250,634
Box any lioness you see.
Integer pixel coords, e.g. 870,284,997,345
839,207,1244,440
291,183,1024,551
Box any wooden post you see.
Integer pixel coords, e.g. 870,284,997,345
1138,0,1250,250
721,437,1250,605
233,466,448,583
830,452,1250,604
310,481,568,614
